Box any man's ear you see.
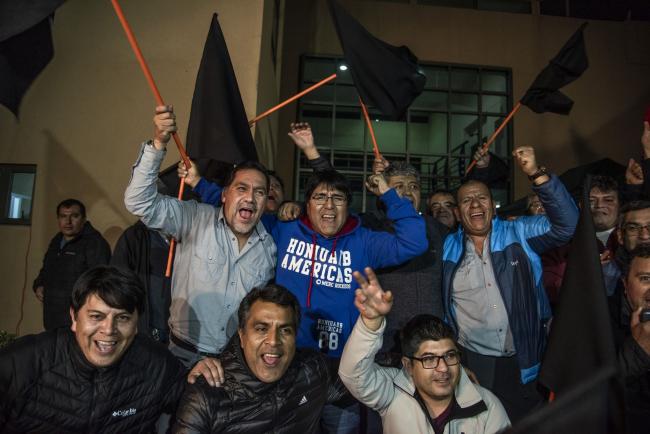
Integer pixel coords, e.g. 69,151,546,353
238,328,244,346
221,186,227,205
617,227,624,246
453,207,461,222
402,357,413,377
70,307,77,332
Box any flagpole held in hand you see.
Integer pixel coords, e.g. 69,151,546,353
110,0,189,277
359,98,382,160
465,102,521,174
248,73,338,126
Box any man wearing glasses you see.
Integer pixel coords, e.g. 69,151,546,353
340,267,510,434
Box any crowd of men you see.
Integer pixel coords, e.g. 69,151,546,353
1,108,649,434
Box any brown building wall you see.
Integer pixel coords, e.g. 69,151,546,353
0,0,274,335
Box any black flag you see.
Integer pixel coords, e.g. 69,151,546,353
327,0,425,120
0,0,66,117
185,13,258,164
159,13,258,198
520,22,589,115
505,370,619,434
534,175,624,433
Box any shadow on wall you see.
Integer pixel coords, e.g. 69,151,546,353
41,130,128,241
566,90,650,167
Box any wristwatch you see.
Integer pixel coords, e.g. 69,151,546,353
528,166,548,182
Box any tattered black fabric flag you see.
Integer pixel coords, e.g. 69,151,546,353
184,13,258,164
520,22,588,115
505,370,619,434
0,0,66,117
327,0,425,120
158,14,257,198
535,175,625,433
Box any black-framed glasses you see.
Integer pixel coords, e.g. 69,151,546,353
408,350,461,369
311,193,347,206
623,223,650,236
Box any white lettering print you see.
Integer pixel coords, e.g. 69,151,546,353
280,238,353,289
317,319,344,351
112,408,137,417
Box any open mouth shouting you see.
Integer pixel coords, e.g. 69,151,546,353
261,352,283,367
95,339,118,354
469,211,485,221
238,204,256,222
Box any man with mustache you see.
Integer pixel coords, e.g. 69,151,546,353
125,106,277,367
33,198,111,330
442,146,578,422
179,163,285,227
427,190,458,230
173,284,347,433
617,246,650,433
339,267,510,433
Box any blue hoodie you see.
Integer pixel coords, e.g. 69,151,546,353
194,179,428,357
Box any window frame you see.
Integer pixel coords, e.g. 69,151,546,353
294,54,514,212
0,164,37,226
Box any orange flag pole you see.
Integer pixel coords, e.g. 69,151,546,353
359,98,382,160
465,101,522,174
248,73,337,126
110,0,190,277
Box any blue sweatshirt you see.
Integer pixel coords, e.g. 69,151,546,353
194,179,428,357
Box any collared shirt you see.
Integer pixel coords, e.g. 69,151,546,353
125,143,277,354
596,227,614,246
452,236,515,356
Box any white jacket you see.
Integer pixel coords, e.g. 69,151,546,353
339,318,511,434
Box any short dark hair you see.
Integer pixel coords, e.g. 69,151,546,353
618,200,650,227
238,284,301,331
588,175,619,198
428,189,456,203
455,179,492,203
624,244,650,279
224,161,270,191
267,171,285,191
400,314,457,357
304,169,352,204
384,161,420,184
71,266,145,315
57,199,86,218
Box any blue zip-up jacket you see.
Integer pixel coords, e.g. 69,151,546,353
442,174,578,384
194,179,428,357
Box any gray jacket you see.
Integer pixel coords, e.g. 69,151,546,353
339,318,510,434
124,143,276,353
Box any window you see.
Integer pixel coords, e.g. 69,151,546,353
0,164,36,225
540,0,650,21
417,0,532,14
295,55,513,213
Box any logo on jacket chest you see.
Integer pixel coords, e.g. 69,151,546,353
112,408,137,417
279,238,353,289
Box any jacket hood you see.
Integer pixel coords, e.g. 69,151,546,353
298,213,360,239
296,213,360,308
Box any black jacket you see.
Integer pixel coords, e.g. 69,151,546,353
33,221,111,330
172,335,346,434
0,329,186,433
111,221,172,338
362,211,447,362
611,295,650,434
